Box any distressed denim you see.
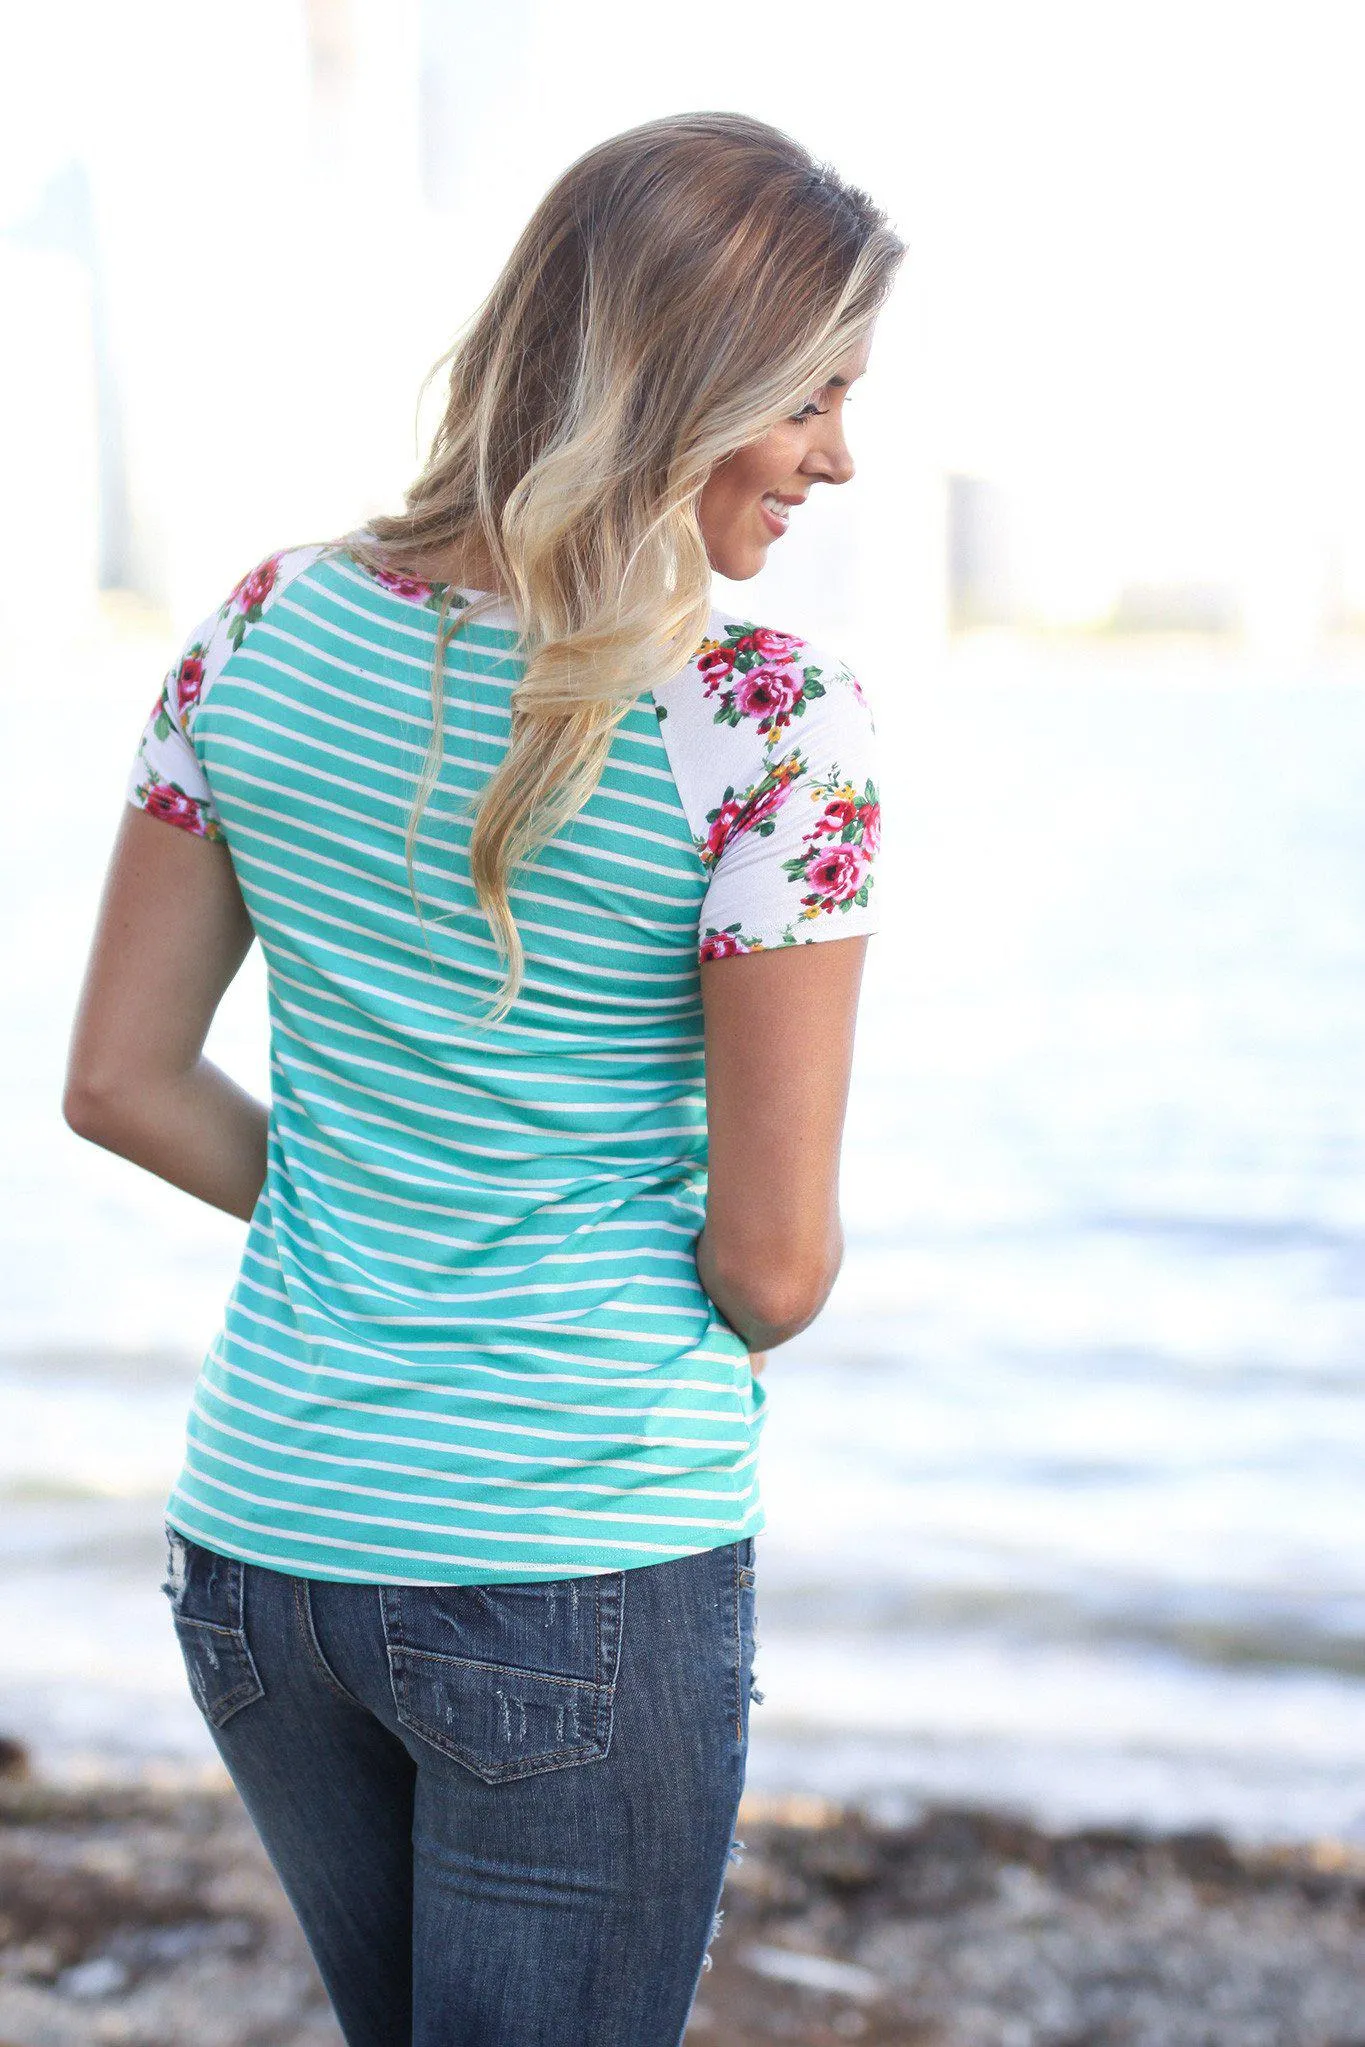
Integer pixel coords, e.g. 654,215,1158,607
163,1528,758,2047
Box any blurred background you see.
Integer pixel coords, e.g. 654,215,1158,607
4,0,1364,1849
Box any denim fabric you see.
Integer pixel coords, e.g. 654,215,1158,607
162,1528,759,2047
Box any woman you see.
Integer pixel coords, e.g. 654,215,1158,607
64,111,903,2047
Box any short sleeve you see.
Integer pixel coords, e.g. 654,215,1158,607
695,644,881,960
124,620,225,840
122,541,331,840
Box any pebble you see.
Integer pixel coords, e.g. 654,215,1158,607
2,1773,1364,2045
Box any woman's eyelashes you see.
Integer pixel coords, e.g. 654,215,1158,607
789,388,857,423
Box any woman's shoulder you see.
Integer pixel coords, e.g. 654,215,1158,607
212,538,339,637
650,604,881,948
653,602,875,744
152,540,338,739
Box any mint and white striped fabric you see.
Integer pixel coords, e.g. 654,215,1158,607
125,539,881,1583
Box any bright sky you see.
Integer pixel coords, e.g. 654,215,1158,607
4,0,1365,637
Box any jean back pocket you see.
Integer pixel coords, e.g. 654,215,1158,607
162,1526,265,1730
381,1571,625,1784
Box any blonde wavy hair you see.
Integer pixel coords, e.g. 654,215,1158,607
344,111,905,1025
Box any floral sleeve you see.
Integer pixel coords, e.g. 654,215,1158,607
124,543,329,840
124,617,227,839
666,622,881,959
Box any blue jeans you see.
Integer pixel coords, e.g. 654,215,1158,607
163,1528,758,2046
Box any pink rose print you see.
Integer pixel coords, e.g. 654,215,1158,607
735,779,794,836
701,795,746,865
232,556,279,614
222,550,288,649
697,620,828,738
779,767,877,922
372,567,435,603
814,793,860,839
699,644,738,690
731,663,803,732
700,928,750,960
701,755,803,867
175,651,205,716
143,779,211,836
803,840,868,908
749,627,804,660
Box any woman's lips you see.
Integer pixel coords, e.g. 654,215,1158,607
759,498,791,539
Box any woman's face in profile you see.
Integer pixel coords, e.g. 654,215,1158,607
697,329,874,582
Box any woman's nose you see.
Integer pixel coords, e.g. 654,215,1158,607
804,425,855,487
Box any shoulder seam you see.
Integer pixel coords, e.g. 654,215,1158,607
190,541,333,735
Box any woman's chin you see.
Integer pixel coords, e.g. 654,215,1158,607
709,543,769,582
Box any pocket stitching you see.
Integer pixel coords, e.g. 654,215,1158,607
164,1538,264,1730
171,1614,265,1729
597,1569,626,1695
386,1652,613,1781
382,1575,624,1783
392,1644,607,1694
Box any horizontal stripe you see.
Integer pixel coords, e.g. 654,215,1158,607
186,1425,756,1527
175,1474,749,1554
239,1242,735,1371
206,1335,757,1465
270,984,703,1097
265,1106,704,1226
200,1323,750,1404
226,626,694,804
209,1327,752,1444
161,546,766,1585
217,1309,748,1427
265,1178,697,1281
266,954,706,1058
201,753,703,919
233,844,701,990
236,826,702,968
167,1491,760,1582
263,1197,702,1309
203,714,706,887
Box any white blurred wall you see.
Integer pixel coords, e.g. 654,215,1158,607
0,244,100,642
4,0,1365,667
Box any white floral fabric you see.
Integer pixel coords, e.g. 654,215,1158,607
651,612,881,957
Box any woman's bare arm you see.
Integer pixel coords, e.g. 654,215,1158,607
696,935,869,1354
63,807,268,1222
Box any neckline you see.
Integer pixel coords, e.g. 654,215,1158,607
340,542,519,629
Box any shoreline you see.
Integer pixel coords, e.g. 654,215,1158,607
1,1767,1363,2045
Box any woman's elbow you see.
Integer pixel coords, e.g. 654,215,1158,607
63,1076,115,1142
62,1062,141,1144
717,1245,844,1349
765,1257,843,1340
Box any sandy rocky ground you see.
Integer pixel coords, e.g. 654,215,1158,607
0,1754,1364,2047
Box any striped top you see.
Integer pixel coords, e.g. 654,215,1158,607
124,539,881,1584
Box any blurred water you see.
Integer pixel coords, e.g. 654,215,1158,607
4,619,1364,1843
